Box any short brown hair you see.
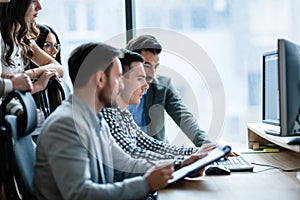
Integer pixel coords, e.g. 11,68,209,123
119,50,144,76
68,42,122,88
126,35,162,55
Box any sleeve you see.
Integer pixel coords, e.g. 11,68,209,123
6,98,23,114
0,78,23,115
0,34,14,98
101,119,152,177
102,108,176,161
39,115,149,200
30,39,35,46
134,123,197,160
0,34,22,113
110,133,153,180
0,78,13,97
164,79,210,147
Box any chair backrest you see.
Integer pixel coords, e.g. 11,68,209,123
0,91,37,200
34,76,71,118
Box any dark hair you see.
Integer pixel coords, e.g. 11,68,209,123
0,0,39,68
68,42,122,88
30,24,63,112
120,50,144,76
36,24,62,64
126,35,162,55
30,24,62,71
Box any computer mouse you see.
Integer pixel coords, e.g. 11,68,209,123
205,166,231,175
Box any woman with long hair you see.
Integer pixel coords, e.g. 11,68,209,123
0,0,32,98
30,24,66,117
0,0,63,114
31,24,62,66
0,0,63,94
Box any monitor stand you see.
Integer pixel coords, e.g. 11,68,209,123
264,129,280,136
284,137,300,145
248,123,300,152
265,128,300,145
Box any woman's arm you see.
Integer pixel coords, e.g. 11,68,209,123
26,43,64,78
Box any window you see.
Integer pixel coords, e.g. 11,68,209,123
135,0,300,148
248,72,261,106
67,4,77,31
86,3,95,31
191,8,208,29
37,0,125,86
170,9,183,30
36,0,300,148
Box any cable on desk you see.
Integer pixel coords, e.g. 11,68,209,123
252,167,279,173
251,162,300,172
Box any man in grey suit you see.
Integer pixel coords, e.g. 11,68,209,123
34,43,178,200
126,35,210,147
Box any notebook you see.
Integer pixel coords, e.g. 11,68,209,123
168,144,231,184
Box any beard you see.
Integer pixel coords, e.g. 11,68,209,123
97,79,119,108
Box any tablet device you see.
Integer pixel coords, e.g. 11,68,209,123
168,144,231,184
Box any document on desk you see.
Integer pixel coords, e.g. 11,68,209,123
168,144,232,184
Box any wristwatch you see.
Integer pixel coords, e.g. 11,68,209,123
173,160,182,171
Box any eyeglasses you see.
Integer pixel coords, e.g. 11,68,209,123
43,42,61,51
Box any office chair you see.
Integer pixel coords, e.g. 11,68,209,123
0,91,37,200
34,76,70,119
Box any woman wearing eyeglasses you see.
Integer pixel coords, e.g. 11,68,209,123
30,24,62,71
29,24,65,123
32,24,62,64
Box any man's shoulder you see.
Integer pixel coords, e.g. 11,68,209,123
38,101,92,142
151,75,172,90
154,75,171,84
41,102,73,130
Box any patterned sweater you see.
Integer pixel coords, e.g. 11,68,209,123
101,107,198,161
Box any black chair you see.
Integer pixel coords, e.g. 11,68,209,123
0,91,37,200
30,77,71,143
35,76,70,119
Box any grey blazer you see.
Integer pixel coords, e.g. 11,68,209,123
34,94,151,200
144,75,209,147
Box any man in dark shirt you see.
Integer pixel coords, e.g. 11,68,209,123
126,35,210,147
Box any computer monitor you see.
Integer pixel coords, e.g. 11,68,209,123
262,51,279,126
262,39,300,136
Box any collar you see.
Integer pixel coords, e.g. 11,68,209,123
68,94,100,132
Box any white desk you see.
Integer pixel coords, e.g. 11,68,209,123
158,151,300,200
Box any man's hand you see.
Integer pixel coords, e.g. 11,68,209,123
225,151,239,157
144,163,174,192
195,143,216,154
32,70,56,93
11,73,33,92
181,153,208,178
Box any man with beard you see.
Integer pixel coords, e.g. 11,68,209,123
34,42,177,200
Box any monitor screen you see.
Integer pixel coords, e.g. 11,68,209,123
262,39,300,136
262,51,279,126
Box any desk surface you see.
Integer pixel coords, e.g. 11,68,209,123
158,151,300,200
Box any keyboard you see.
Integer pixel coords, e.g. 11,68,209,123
214,156,254,172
